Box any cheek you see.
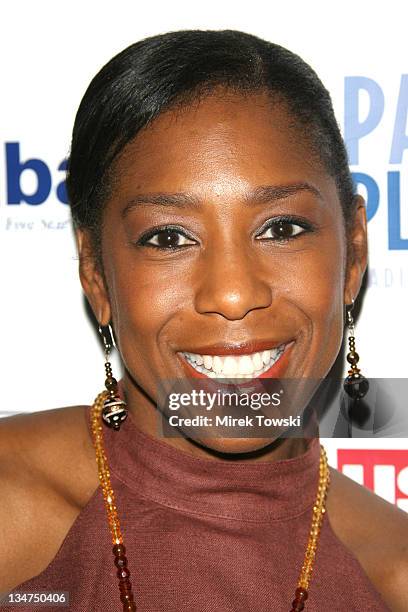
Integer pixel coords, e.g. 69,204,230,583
259,226,345,323
294,246,344,318
251,224,345,378
286,236,346,372
106,254,192,351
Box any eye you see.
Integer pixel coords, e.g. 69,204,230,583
137,226,197,249
255,216,313,242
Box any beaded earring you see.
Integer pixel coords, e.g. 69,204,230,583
98,324,128,430
343,300,369,401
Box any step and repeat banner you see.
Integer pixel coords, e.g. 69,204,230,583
0,1,407,509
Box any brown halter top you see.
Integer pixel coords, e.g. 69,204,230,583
2,406,389,611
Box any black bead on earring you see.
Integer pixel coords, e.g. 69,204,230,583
98,324,128,431
343,300,369,400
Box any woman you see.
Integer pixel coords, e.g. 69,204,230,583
0,29,407,612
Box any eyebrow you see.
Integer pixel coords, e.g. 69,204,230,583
121,182,322,217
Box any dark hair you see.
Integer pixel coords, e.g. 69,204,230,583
67,29,355,250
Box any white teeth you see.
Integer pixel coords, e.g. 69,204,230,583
203,355,213,370
212,356,223,374
238,355,254,375
223,356,238,375
252,352,263,371
180,345,286,379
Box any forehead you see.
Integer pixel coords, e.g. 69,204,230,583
110,91,337,204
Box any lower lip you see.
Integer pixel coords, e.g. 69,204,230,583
177,342,294,383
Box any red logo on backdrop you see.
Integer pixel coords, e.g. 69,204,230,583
337,449,408,511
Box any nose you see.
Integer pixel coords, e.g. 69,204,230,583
193,243,272,321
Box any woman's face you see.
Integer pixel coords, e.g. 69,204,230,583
79,90,367,454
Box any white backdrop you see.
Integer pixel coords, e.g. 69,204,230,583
1,0,407,507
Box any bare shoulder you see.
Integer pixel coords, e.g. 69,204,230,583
0,405,98,499
0,406,99,593
327,466,408,612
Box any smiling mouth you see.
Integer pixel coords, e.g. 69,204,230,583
177,342,293,381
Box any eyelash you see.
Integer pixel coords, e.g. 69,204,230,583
136,224,195,250
135,216,316,250
256,215,315,242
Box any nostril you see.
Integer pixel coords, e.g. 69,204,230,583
194,286,273,321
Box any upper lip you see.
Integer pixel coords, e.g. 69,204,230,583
178,339,293,356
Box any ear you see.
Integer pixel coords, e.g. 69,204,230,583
344,195,368,305
76,228,111,326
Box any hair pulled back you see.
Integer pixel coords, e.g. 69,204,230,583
67,29,354,248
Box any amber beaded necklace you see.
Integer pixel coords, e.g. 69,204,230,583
90,391,330,612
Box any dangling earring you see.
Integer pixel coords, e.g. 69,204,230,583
98,324,128,431
343,300,369,400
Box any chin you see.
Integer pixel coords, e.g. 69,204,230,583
187,434,280,457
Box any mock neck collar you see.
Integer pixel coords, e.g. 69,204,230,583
88,407,321,524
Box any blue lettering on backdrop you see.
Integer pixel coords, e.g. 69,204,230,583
56,158,68,204
351,172,379,221
351,171,407,250
344,76,385,165
390,75,408,164
5,143,67,205
345,75,408,251
387,171,408,249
